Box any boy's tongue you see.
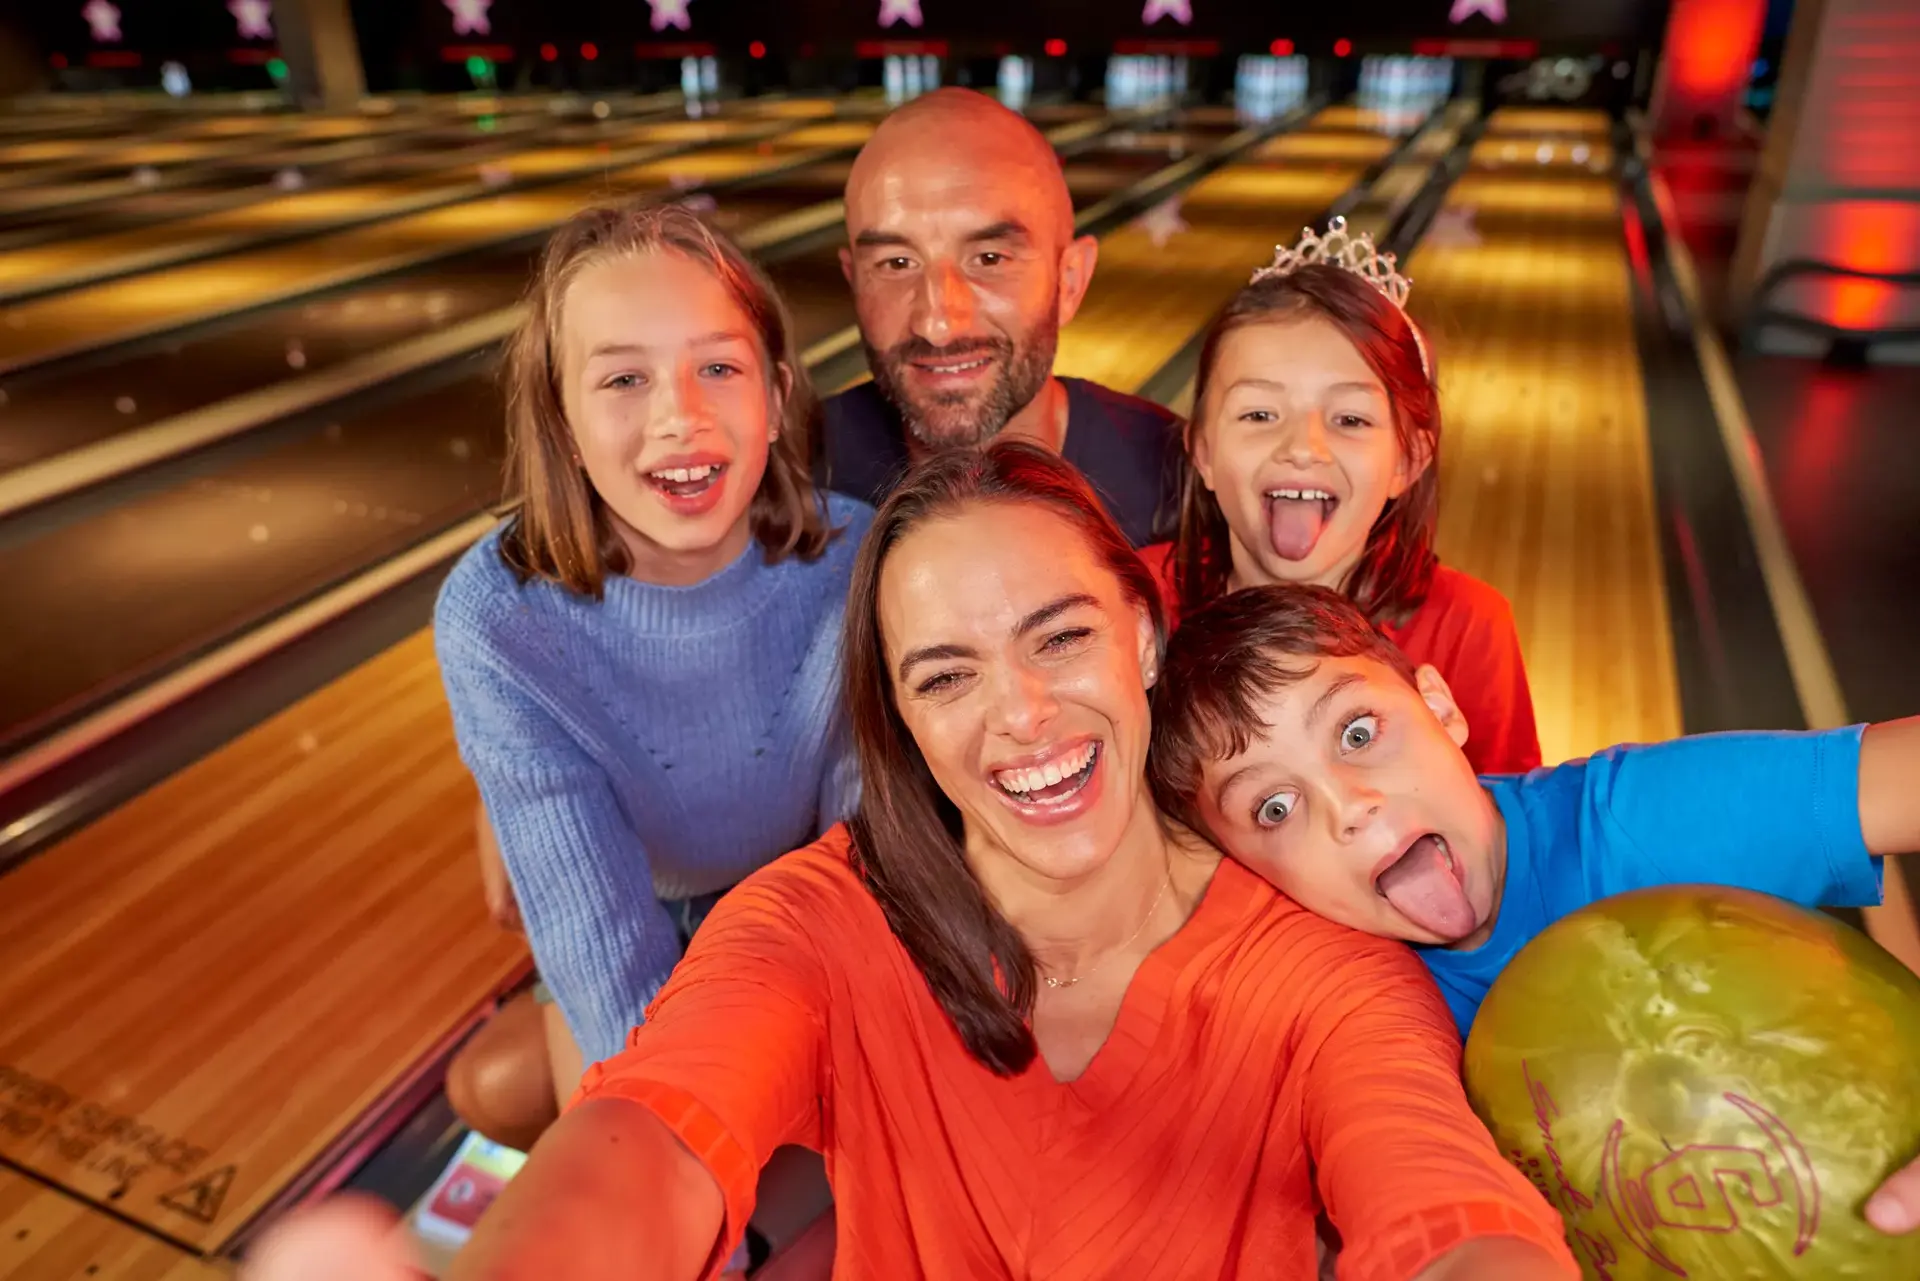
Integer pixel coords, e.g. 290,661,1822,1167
1376,835,1476,940
1268,496,1330,562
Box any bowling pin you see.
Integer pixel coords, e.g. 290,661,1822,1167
701,55,718,97
681,56,701,102
885,55,905,105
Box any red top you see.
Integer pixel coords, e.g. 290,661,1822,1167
578,826,1575,1280
1140,544,1543,775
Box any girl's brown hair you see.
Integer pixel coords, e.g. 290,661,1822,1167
498,199,833,596
843,440,1167,1076
1171,262,1440,627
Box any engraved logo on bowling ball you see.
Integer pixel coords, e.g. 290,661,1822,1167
1583,1092,1819,1278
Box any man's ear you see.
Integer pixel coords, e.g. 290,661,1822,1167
1056,234,1099,327
1414,663,1470,750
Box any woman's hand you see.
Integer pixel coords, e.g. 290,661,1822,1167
1869,1155,1920,1234
241,1195,423,1281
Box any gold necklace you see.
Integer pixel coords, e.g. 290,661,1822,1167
1040,862,1174,990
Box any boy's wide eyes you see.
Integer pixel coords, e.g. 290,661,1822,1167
1340,714,1379,753
1254,790,1296,827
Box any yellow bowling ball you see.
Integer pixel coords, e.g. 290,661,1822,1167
1464,885,1920,1280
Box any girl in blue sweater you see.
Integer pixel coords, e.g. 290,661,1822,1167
434,201,872,1155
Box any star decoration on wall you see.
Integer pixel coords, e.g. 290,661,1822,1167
1449,0,1506,23
879,0,923,29
648,0,692,32
82,0,123,42
445,0,492,38
1422,204,1482,248
1142,0,1192,24
1134,195,1189,247
228,0,273,41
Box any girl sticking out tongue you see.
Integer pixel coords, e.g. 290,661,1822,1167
1141,229,1543,777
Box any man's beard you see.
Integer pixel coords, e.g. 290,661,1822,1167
864,313,1059,450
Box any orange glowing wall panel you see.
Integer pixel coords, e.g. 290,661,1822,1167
1653,0,1768,132
1758,4,1920,331
1791,6,1920,191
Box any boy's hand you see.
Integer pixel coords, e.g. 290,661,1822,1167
1868,1156,1920,1234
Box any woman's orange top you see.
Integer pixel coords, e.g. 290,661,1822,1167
1139,544,1543,775
577,826,1575,1280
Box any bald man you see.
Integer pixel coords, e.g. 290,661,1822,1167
821,88,1180,545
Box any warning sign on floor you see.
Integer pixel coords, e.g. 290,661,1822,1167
158,1163,237,1225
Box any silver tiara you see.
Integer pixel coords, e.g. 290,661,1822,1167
1251,216,1431,378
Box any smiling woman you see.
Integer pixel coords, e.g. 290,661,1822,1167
428,201,872,1180
235,441,1582,1281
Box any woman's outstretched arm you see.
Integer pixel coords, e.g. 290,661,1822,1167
1296,931,1578,1281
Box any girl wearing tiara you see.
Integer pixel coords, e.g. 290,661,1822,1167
1140,219,1541,775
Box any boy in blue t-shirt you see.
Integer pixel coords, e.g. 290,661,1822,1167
1147,584,1920,1235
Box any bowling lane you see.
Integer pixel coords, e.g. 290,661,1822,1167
0,95,820,231
0,112,634,238
0,96,580,184
0,111,425,174
0,1167,222,1280
1055,103,1422,394
0,118,880,375
0,113,1160,753
1402,108,1681,764
0,107,468,181
0,114,855,303
0,90,599,155
0,134,879,484
0,628,528,1255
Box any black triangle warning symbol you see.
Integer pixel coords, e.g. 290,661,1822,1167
158,1164,236,1225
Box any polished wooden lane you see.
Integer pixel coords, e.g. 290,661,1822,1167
1405,110,1681,763
0,1170,228,1281
0,632,527,1254
1483,108,1614,137
0,115,878,371
1055,109,1404,392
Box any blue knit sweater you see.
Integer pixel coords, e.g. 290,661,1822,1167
434,493,874,1066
